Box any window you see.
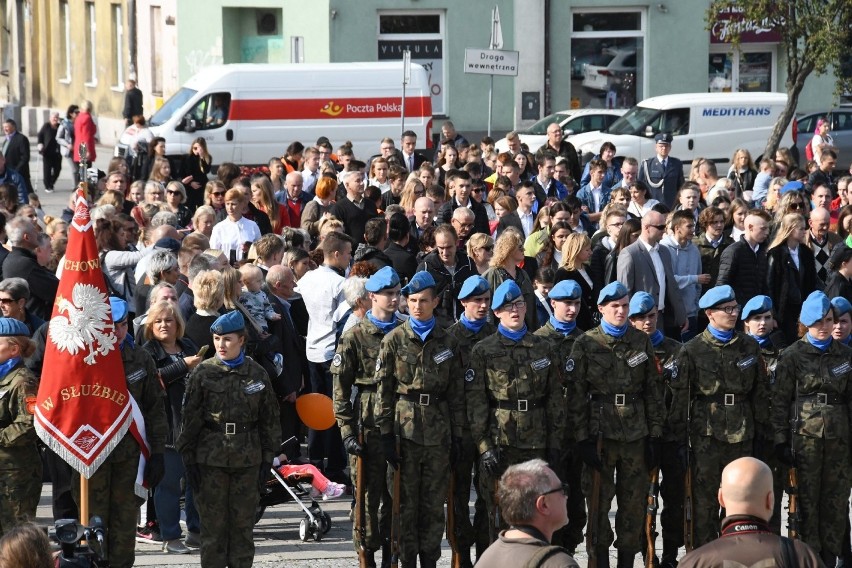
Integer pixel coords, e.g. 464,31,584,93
59,1,71,81
708,48,775,92
187,93,231,130
150,6,162,95
85,1,96,85
111,4,124,87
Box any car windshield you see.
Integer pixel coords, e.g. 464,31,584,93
524,113,572,135
605,106,661,136
149,87,198,127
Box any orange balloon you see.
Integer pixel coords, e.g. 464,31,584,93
295,393,336,430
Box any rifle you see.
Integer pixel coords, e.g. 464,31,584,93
78,143,89,194
684,374,694,552
645,469,660,568
447,469,461,568
787,380,801,540
353,387,369,568
587,406,603,566
390,434,401,568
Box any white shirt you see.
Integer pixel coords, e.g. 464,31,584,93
628,200,659,218
209,216,262,262
788,245,800,270
402,152,416,172
640,237,666,308
519,208,534,237
730,226,745,243
298,264,347,363
591,186,603,212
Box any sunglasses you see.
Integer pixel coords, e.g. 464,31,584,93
480,245,494,252
166,190,181,195
211,191,226,197
789,202,803,210
0,298,18,304
649,224,667,231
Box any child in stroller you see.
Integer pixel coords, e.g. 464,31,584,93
272,453,346,500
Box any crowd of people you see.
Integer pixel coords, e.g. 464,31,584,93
0,111,851,567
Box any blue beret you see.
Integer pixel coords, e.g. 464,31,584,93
779,181,804,195
800,291,831,327
628,291,657,318
831,296,852,317
109,296,128,323
742,295,773,321
597,281,628,305
458,275,490,300
400,271,436,297
548,279,581,301
0,317,29,337
698,285,736,309
655,132,673,144
365,266,400,293
210,310,245,335
491,280,523,311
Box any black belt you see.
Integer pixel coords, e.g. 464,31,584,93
799,392,845,405
356,384,378,392
490,398,545,412
698,393,742,406
398,392,444,406
205,420,258,435
590,393,639,406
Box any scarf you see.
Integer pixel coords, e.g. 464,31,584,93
408,316,436,342
749,333,771,348
218,348,246,368
806,332,832,351
0,356,20,381
601,320,628,338
120,333,135,352
366,310,398,335
549,316,577,337
460,314,488,334
498,324,527,342
650,329,665,347
707,325,734,343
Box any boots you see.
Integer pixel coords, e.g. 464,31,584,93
419,553,437,568
380,541,392,568
593,548,611,568
617,550,635,568
458,548,474,568
821,550,837,568
660,540,679,568
363,550,377,568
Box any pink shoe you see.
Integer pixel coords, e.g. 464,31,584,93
322,482,345,500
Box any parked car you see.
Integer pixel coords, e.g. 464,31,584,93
582,48,637,95
494,108,625,153
795,109,852,171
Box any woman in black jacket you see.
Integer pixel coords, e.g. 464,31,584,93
825,245,852,302
554,232,596,330
179,137,212,212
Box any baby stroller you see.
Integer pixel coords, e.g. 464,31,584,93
257,462,333,542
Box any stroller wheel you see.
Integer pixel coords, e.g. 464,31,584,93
299,517,310,542
320,511,332,534
311,518,323,541
254,505,266,524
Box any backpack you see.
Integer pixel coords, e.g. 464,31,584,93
805,139,814,162
523,545,572,568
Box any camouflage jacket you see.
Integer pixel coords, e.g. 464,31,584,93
446,320,497,438
375,321,465,445
754,333,787,441
178,355,280,467
772,338,852,443
467,330,565,454
0,363,39,466
669,330,764,444
654,335,682,442
567,326,664,443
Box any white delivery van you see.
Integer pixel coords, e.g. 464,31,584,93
148,62,433,165
569,92,795,172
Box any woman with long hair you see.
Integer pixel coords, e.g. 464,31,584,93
767,212,818,343
149,156,174,185
250,174,290,234
282,141,304,173
727,148,757,198
369,157,391,194
589,205,628,294
179,137,212,211
627,180,659,219
554,233,596,330
135,136,166,181
483,228,538,329
434,145,461,188
727,198,750,242
537,220,572,274
163,181,192,229
398,178,426,217
772,191,809,230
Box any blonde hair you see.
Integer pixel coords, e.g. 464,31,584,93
560,233,591,272
193,270,225,311
144,300,186,342
466,232,494,258
769,212,806,249
490,227,524,268
318,216,344,239
222,265,241,309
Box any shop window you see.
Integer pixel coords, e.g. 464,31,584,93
709,49,774,92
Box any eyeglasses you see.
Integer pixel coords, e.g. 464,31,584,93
713,305,741,315
505,300,526,312
540,483,570,498
649,224,667,231
789,202,804,210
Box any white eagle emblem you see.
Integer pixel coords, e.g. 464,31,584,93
49,284,117,365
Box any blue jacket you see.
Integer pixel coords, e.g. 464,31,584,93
580,155,623,188
0,166,28,204
575,183,612,217
660,234,702,317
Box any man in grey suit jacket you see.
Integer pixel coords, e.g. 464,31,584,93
617,209,687,338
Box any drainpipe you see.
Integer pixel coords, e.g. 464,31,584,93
543,0,551,116
127,0,137,79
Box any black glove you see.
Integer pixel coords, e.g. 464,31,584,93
578,438,602,470
547,448,563,469
343,435,364,457
144,453,165,488
382,434,400,470
645,437,662,471
185,463,201,494
479,449,500,476
677,444,690,472
775,443,794,467
450,437,463,465
258,462,273,494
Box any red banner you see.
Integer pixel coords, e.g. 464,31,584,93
230,96,431,121
34,189,133,478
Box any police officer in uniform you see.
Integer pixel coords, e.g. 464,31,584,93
177,310,281,568
375,271,465,568
332,266,402,568
467,280,565,543
638,132,684,207
670,285,765,548
533,279,586,554
627,291,682,568
445,275,496,566
567,282,664,567
772,291,852,566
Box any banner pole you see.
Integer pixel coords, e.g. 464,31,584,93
80,475,89,524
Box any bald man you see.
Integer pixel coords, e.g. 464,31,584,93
679,457,823,568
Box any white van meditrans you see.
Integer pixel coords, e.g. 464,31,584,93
148,62,433,165
569,92,795,172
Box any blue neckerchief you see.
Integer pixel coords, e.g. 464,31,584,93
707,325,734,343
498,324,527,342
460,313,487,334
749,333,771,348
0,356,20,380
218,348,246,368
549,315,577,337
601,320,628,338
806,332,832,351
120,333,135,352
650,329,665,347
408,316,436,342
366,310,398,335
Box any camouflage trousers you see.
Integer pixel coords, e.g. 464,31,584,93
690,436,750,547
197,465,260,568
449,430,476,555
0,464,42,537
659,440,684,548
793,435,852,556
581,438,646,554
753,436,784,534
479,446,545,544
72,456,139,568
350,427,391,553
551,443,587,552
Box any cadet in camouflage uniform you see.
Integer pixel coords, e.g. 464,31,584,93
627,291,682,568
669,285,764,548
771,291,852,566
332,266,402,567
567,282,664,567
741,295,787,534
467,280,565,544
533,279,586,554
177,310,281,568
375,271,465,568
445,275,496,566
0,319,42,535
72,298,168,568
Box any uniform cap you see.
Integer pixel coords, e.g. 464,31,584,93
365,266,400,293
400,271,436,297
779,181,804,195
548,279,582,301
458,275,490,300
654,132,673,144
0,317,30,337
491,280,523,311
597,281,628,305
698,285,736,309
153,238,181,253
741,295,773,321
210,310,245,335
628,291,657,318
109,296,129,324
800,291,831,327
831,296,852,317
